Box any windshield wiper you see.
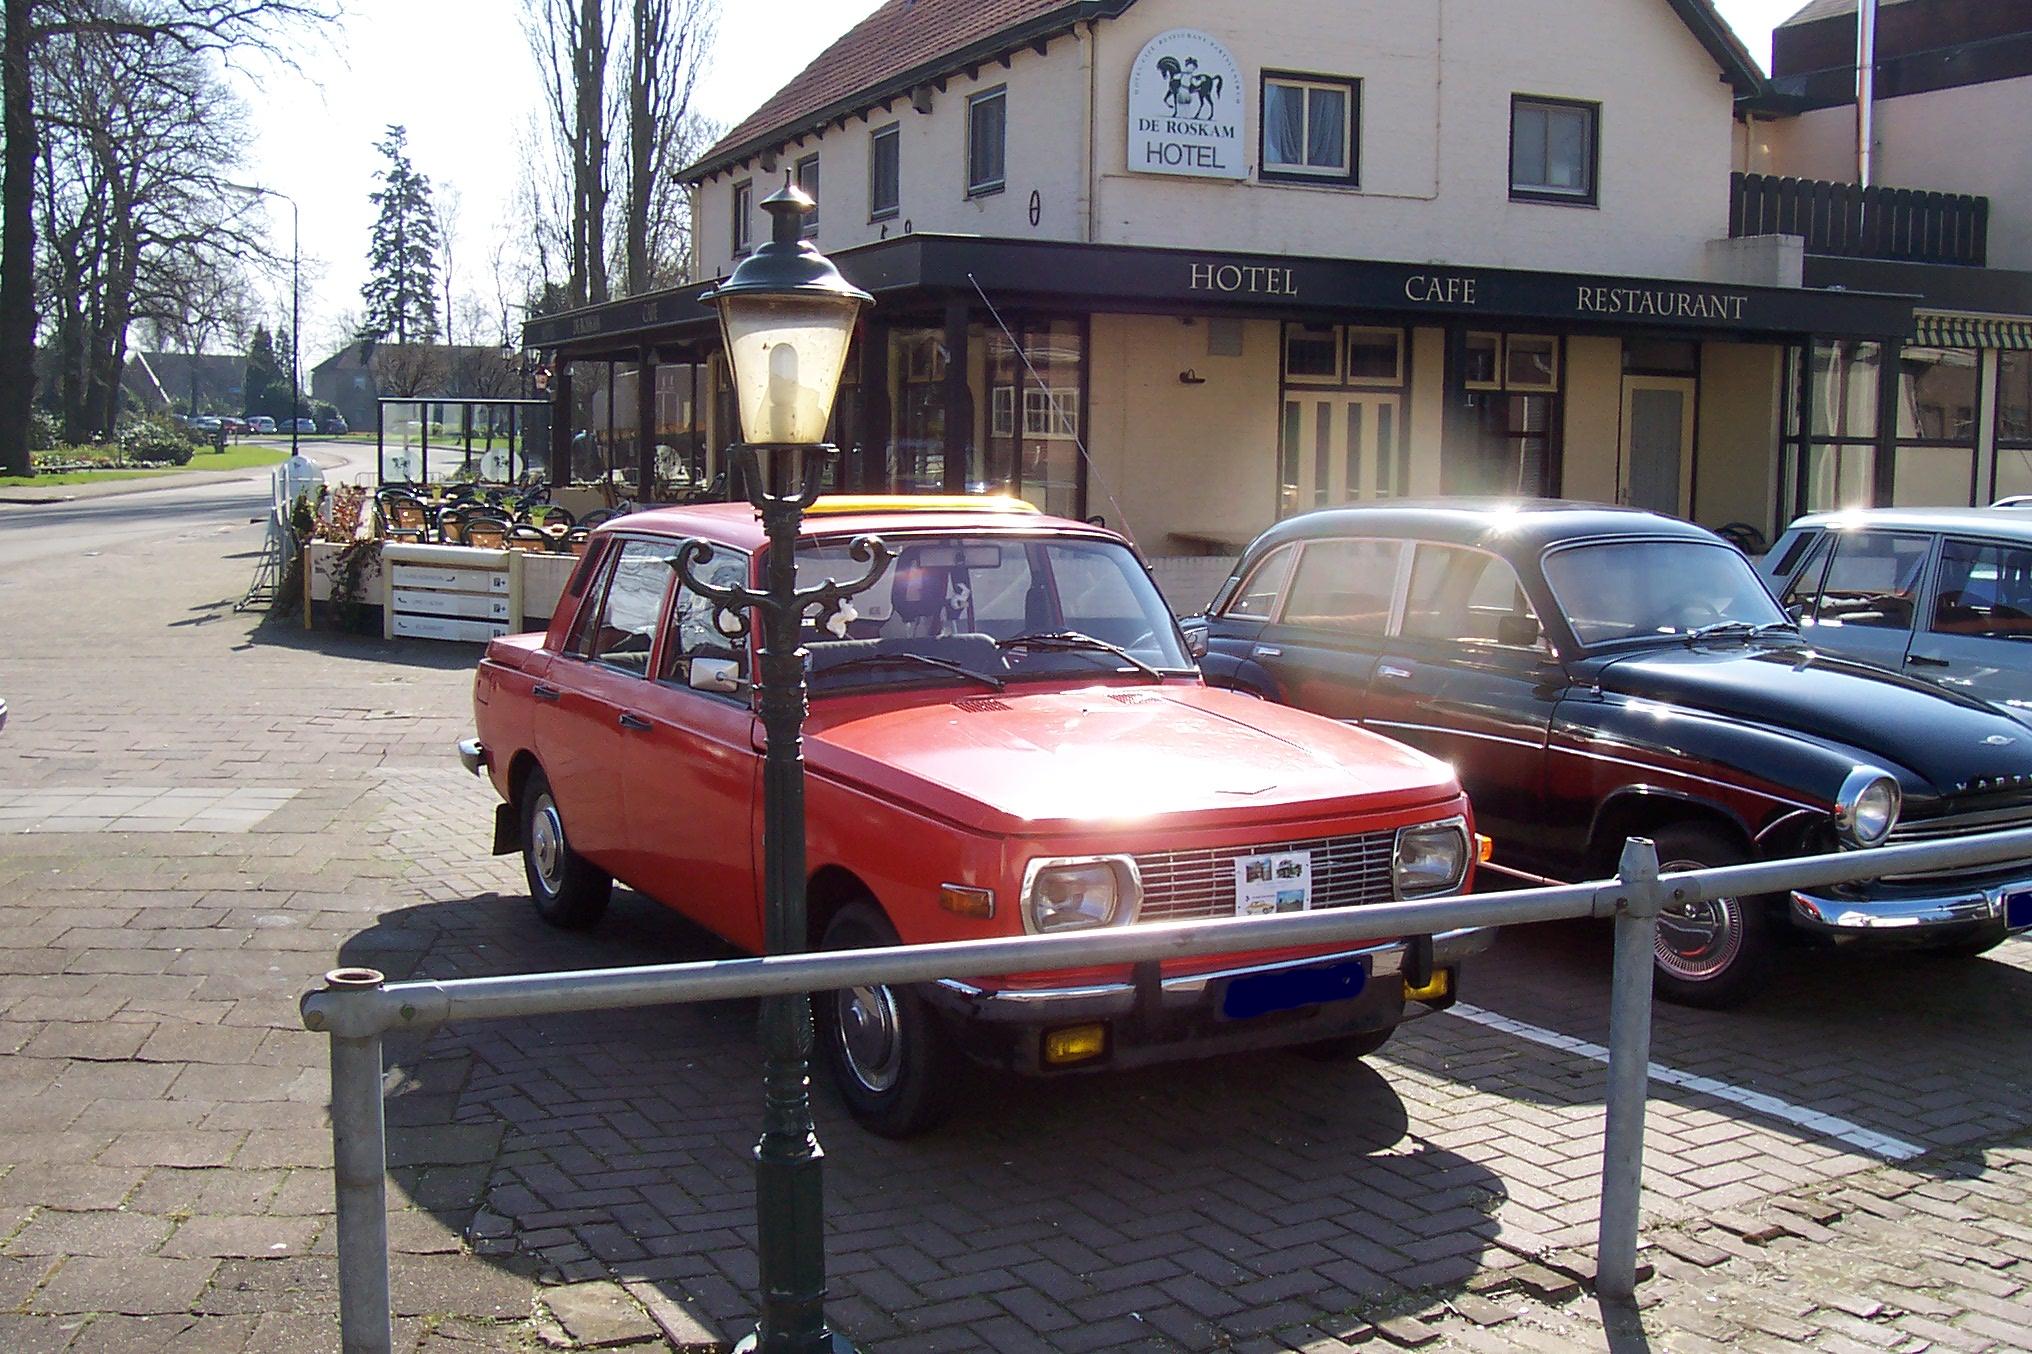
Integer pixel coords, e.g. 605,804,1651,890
1683,619,1799,646
995,630,1164,682
816,652,1005,691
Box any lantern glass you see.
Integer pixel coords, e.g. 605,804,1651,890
715,292,864,445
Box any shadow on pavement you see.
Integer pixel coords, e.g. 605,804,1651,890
240,612,488,672
336,887,1518,1349
1445,917,2032,1173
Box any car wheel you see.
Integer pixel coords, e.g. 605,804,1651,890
1290,1024,1395,1062
816,902,960,1138
1648,823,1773,1009
520,768,610,930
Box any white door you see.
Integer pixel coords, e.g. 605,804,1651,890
1619,377,1697,517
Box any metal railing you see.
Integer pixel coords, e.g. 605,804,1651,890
300,827,2032,1354
1730,171,1991,267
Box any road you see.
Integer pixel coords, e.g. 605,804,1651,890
0,438,377,570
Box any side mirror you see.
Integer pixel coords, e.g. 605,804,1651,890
689,657,742,694
1497,614,1542,648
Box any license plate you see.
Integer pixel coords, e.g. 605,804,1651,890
1222,959,1367,1020
2006,890,2032,931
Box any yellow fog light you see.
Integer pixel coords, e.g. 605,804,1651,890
1476,834,1495,863
939,884,995,919
1405,969,1453,1003
1042,1024,1108,1066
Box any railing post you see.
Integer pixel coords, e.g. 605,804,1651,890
1597,838,1661,1302
316,968,395,1354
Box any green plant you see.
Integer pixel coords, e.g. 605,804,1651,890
27,409,61,452
119,417,195,466
329,538,383,632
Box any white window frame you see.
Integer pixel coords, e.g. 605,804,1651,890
1344,327,1404,387
869,124,900,221
1282,324,1343,386
1261,73,1359,183
795,154,820,235
966,86,1008,198
731,180,753,256
1022,387,1077,440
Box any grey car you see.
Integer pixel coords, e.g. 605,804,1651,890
1758,508,2032,721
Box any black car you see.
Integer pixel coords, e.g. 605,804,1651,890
1186,501,2032,1007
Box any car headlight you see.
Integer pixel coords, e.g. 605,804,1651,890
1394,819,1470,898
1022,856,1140,933
1835,768,1901,847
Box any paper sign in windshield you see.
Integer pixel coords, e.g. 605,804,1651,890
1236,851,1312,916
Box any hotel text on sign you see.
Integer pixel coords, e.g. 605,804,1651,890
1128,30,1247,181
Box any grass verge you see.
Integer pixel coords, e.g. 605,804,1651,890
1,445,289,488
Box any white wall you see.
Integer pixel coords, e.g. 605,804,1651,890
1751,77,2032,272
690,0,1743,284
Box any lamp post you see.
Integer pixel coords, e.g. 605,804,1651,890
671,182,883,1354
226,182,302,460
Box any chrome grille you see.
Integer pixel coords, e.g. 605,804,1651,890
1133,831,1396,922
1884,801,2032,881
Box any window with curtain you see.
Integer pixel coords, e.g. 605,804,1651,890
1261,74,1358,183
967,88,1007,196
1510,96,1597,203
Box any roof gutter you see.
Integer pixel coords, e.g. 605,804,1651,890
680,0,1137,185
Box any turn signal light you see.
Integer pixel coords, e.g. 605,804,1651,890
1476,834,1495,863
1405,969,1453,1004
1042,1024,1108,1066
939,884,995,919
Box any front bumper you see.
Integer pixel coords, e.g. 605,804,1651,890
923,926,1492,1074
1789,868,2032,944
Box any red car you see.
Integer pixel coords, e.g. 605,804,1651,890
462,498,1485,1134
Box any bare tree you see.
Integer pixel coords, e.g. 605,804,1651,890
370,342,449,399
524,0,618,310
0,0,339,474
624,0,714,294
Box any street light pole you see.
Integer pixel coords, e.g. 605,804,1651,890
225,182,301,459
672,182,881,1354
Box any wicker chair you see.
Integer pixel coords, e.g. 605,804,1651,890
506,524,553,554
564,527,593,557
379,493,430,544
462,514,511,550
577,507,621,530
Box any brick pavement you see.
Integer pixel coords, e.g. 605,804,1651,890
1,506,2029,1351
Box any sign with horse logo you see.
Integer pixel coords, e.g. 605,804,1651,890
1128,29,1245,181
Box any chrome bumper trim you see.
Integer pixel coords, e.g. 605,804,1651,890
1789,874,2032,934
931,926,1492,1016
457,738,486,775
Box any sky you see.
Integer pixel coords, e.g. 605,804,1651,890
233,0,1806,365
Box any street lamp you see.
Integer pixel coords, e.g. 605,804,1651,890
226,182,303,460
672,181,882,1354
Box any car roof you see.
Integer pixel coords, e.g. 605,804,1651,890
1244,499,1721,557
1787,507,2032,543
599,497,1119,552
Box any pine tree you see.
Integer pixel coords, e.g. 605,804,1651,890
243,324,291,420
358,124,441,346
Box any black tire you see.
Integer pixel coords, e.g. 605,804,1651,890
816,902,961,1138
520,768,611,930
1647,822,1774,1009
1291,1024,1395,1062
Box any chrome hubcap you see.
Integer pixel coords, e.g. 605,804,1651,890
1654,858,1744,981
834,983,903,1092
530,795,564,895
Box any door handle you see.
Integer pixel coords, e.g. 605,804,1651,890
532,684,562,703
1379,664,1413,680
1908,654,1951,668
618,711,653,731
1252,645,1282,659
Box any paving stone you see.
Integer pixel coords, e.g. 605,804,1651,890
541,1280,661,1347
31,1256,218,1314
159,1214,319,1259
5,1208,175,1257
389,1252,537,1321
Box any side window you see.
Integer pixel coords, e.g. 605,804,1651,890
1933,537,2032,637
659,550,751,685
1280,539,1399,634
1223,545,1297,620
1402,545,1542,647
1813,531,1931,631
564,542,616,658
1775,531,1832,612
589,540,673,676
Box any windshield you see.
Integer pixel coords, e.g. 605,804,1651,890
796,534,1192,691
1543,540,1788,647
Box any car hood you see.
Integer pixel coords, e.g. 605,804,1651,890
806,684,1461,836
1585,643,2032,794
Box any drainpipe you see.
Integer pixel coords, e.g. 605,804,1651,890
1077,20,1097,243
1856,0,1878,187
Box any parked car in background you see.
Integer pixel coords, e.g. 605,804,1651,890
247,416,277,435
320,415,349,435
462,498,1488,1135
185,415,221,434
1757,508,2032,722
222,416,248,435
1187,501,2032,1008
287,418,318,435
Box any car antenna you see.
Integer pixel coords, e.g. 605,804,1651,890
967,271,1136,547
